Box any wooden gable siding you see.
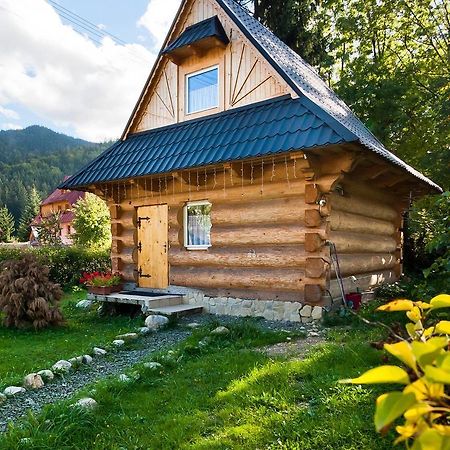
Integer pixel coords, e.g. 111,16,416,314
131,0,292,134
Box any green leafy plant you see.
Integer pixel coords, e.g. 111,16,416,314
0,246,111,287
72,193,111,249
406,193,450,297
341,294,450,449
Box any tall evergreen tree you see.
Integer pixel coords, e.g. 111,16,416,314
17,185,41,242
237,0,332,70
0,205,15,243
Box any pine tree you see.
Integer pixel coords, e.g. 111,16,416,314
0,205,15,242
17,185,41,242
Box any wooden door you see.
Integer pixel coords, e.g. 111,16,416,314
136,204,169,288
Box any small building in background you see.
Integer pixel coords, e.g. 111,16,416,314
31,181,85,245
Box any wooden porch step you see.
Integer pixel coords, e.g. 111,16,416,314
91,292,183,308
146,304,203,317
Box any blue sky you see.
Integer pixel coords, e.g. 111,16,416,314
0,0,181,141
58,0,152,46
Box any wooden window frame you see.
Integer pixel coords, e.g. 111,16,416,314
183,200,212,251
185,65,219,115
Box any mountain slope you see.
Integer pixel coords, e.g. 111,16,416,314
0,125,95,163
0,126,111,225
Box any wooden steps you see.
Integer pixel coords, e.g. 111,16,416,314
88,290,203,316
146,304,203,316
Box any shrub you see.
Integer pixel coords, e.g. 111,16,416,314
72,193,111,249
405,192,450,296
341,295,450,449
0,246,111,287
0,254,64,329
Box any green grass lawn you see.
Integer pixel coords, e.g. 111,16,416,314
0,318,393,450
0,289,143,389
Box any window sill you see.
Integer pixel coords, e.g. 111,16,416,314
185,245,211,251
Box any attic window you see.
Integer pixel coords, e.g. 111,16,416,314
186,66,219,114
183,200,212,250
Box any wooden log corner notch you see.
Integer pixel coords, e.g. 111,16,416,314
109,204,121,220
305,257,327,278
111,257,124,272
305,233,324,252
304,209,322,227
305,184,321,204
304,284,323,304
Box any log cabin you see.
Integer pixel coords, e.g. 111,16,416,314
60,0,441,321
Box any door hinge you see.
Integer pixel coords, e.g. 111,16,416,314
137,241,142,252
138,267,151,278
137,216,151,228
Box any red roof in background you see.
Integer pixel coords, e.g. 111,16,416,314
32,210,75,226
31,177,85,227
41,188,85,206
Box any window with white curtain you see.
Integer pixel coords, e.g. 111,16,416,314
186,66,219,114
183,201,212,250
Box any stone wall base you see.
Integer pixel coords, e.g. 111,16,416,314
97,284,324,322
185,294,323,323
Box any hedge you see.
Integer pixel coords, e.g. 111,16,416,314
0,246,111,287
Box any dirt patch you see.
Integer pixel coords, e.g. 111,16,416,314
259,336,325,359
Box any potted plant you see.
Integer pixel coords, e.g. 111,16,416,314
80,271,123,295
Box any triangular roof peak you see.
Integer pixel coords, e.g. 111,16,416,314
120,0,439,191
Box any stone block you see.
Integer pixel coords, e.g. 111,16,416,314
311,306,323,320
300,305,312,317
301,316,313,323
242,299,252,309
262,309,275,321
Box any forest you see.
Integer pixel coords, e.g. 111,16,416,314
0,126,108,224
238,0,449,191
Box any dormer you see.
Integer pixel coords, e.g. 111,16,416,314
162,16,229,65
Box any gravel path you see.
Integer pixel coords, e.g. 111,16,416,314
0,314,320,432
0,329,189,432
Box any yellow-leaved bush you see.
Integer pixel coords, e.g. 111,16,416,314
340,294,450,449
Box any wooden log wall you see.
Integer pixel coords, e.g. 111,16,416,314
104,148,408,306
104,154,332,304
325,177,403,295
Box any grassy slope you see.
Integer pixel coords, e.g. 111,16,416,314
0,290,142,389
0,320,392,449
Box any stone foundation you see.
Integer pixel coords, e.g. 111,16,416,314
99,284,324,322
185,294,323,323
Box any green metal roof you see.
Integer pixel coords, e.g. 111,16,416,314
60,95,357,188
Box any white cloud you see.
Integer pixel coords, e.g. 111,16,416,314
1,123,22,130
0,0,157,141
137,0,181,49
0,105,19,120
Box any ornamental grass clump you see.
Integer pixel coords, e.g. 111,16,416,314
0,254,64,330
341,294,450,449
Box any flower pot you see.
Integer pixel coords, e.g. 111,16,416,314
88,284,123,295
